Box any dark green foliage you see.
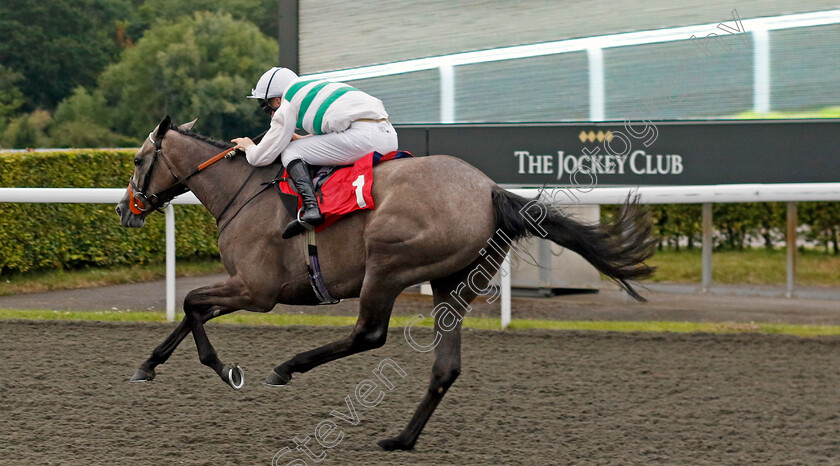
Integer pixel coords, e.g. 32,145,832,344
800,202,840,255
0,2,279,143
648,204,702,251
714,203,765,250
605,202,839,253
10,117,38,149
0,65,24,121
48,87,136,148
0,149,219,274
98,11,278,141
135,0,279,40
0,0,134,111
2,111,52,149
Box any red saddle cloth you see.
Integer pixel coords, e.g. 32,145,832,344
278,150,413,231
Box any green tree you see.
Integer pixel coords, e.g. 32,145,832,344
0,65,24,121
11,118,37,149
1,110,52,149
643,204,703,251
135,0,279,41
714,203,766,250
669,204,702,250
754,202,786,250
49,87,135,147
49,120,136,149
800,202,840,255
99,11,278,140
612,203,788,252
716,203,786,250
53,87,110,127
0,0,134,111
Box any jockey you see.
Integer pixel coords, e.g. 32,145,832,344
231,67,398,238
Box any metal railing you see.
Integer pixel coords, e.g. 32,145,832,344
302,9,840,122
2,184,840,326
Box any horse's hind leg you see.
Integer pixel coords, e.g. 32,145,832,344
377,273,473,451
266,276,400,386
379,245,506,451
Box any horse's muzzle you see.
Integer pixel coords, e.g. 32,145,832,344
116,201,146,228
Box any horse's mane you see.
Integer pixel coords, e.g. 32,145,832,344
170,125,234,150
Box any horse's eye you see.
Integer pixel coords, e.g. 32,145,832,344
134,158,142,166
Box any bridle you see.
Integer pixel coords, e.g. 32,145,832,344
127,130,236,215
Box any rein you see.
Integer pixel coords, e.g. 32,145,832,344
128,131,236,215
216,166,286,236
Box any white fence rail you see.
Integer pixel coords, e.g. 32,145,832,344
0,188,198,205
509,183,840,204
0,188,198,321
303,9,840,121
2,184,840,325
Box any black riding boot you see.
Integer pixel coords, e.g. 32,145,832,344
282,159,325,239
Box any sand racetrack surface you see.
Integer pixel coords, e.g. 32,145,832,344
2,320,840,465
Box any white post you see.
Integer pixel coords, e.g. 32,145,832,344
439,64,455,124
165,204,176,321
752,27,771,114
587,46,605,122
786,202,797,298
701,203,713,293
500,251,511,329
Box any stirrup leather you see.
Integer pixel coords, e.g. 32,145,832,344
304,229,339,304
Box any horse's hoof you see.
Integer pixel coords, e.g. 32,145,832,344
221,364,245,390
130,368,155,383
377,437,414,451
264,368,291,387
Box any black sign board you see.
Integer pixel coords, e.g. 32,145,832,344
394,120,840,186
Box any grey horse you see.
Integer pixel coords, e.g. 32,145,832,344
115,116,656,451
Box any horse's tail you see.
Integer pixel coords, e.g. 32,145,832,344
490,187,657,301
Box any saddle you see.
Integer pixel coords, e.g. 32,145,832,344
310,165,342,199
275,150,413,231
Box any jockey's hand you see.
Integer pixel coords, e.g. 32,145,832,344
291,133,312,141
230,137,254,151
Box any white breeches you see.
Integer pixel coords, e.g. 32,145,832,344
280,120,399,167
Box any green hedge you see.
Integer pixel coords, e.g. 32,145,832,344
0,149,219,274
603,202,840,253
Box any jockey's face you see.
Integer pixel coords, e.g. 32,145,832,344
260,97,281,117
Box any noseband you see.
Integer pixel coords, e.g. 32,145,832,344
128,131,236,215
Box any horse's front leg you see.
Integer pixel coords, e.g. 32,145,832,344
130,276,263,389
129,305,234,383
265,277,399,386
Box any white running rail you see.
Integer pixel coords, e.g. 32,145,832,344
2,184,840,325
0,188,198,321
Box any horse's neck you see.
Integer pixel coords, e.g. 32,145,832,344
180,143,278,222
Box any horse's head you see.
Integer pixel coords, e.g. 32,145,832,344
116,115,197,228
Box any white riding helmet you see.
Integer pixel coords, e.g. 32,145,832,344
247,67,298,100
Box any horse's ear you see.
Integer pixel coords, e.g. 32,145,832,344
154,115,171,140
179,118,198,132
